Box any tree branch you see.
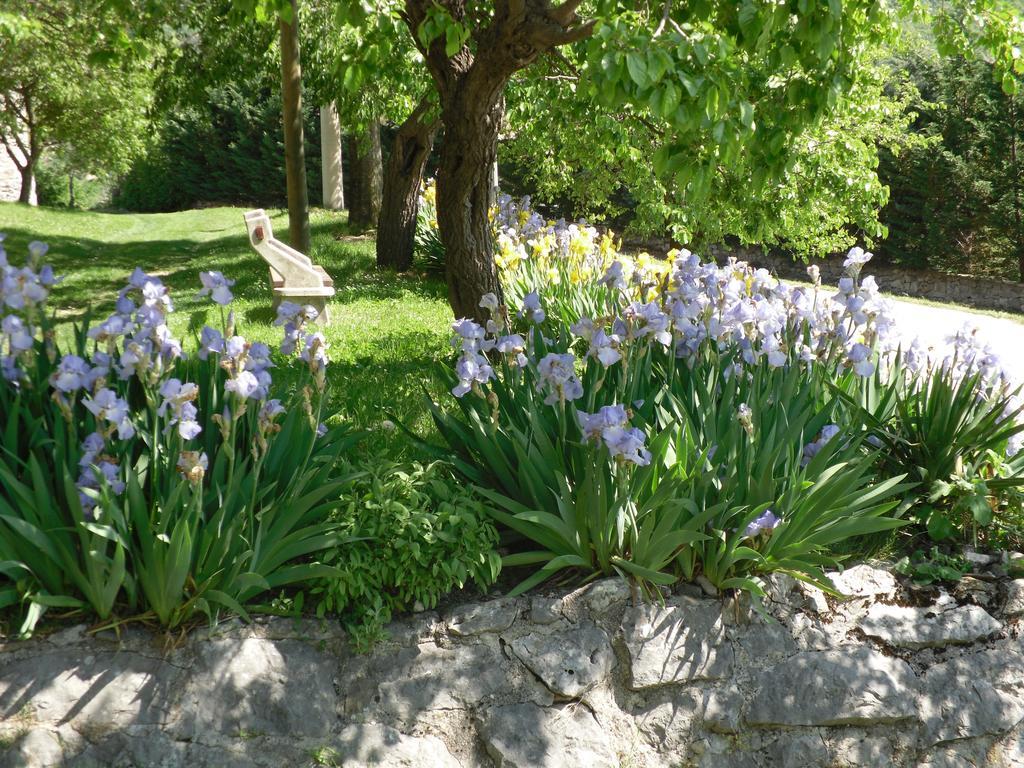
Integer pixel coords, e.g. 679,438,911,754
549,0,585,27
530,18,596,48
654,0,672,37
0,133,25,171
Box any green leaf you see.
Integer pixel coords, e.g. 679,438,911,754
660,81,680,117
926,510,956,542
626,53,648,87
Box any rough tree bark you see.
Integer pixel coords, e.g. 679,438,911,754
1,89,39,204
402,0,594,322
17,160,35,205
376,98,439,271
279,0,311,253
347,117,384,232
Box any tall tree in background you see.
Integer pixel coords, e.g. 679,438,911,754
338,0,1024,323
401,2,594,320
346,119,383,232
377,96,439,270
878,47,1024,281
302,3,438,269
279,0,311,252
0,1,150,203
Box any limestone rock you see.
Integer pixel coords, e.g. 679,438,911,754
343,642,532,721
329,723,463,767
0,648,182,730
702,685,744,734
1004,579,1024,616
0,727,64,768
632,689,705,752
479,702,618,768
829,565,898,599
509,622,614,698
745,647,918,727
578,578,632,614
734,617,798,662
448,598,519,636
762,731,833,768
788,612,835,651
527,598,563,625
6,577,1024,768
857,604,1002,649
964,549,997,567
622,597,733,688
175,637,337,741
919,648,1024,744
825,731,900,768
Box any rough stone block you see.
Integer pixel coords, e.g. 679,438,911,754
479,702,618,768
857,604,1002,649
622,597,733,688
448,597,519,636
510,621,614,698
174,638,337,741
745,647,918,727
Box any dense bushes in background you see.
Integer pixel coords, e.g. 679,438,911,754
34,156,113,210
113,81,322,212
877,52,1024,282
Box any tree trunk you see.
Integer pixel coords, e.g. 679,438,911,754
68,174,75,208
437,89,506,323
376,99,438,271
279,0,310,253
347,118,383,232
400,0,594,321
17,160,34,204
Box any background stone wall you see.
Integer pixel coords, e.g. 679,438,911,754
2,567,1024,767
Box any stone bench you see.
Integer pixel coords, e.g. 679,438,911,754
243,209,334,323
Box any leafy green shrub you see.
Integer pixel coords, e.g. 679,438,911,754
313,460,500,648
113,81,321,212
841,351,1024,547
34,156,112,210
0,240,356,635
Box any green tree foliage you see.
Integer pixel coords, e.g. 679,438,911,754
114,82,323,211
878,46,1024,281
0,0,152,203
113,3,324,212
503,50,921,257
332,0,1023,321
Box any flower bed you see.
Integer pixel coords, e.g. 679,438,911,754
425,195,1024,602
0,235,501,639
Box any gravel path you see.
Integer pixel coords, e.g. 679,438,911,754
886,299,1024,385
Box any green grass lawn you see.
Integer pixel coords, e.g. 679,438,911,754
0,203,454,455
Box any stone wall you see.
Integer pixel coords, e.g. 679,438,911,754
2,567,1023,767
0,140,34,205
706,244,1024,314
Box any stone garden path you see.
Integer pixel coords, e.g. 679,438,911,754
887,298,1024,384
